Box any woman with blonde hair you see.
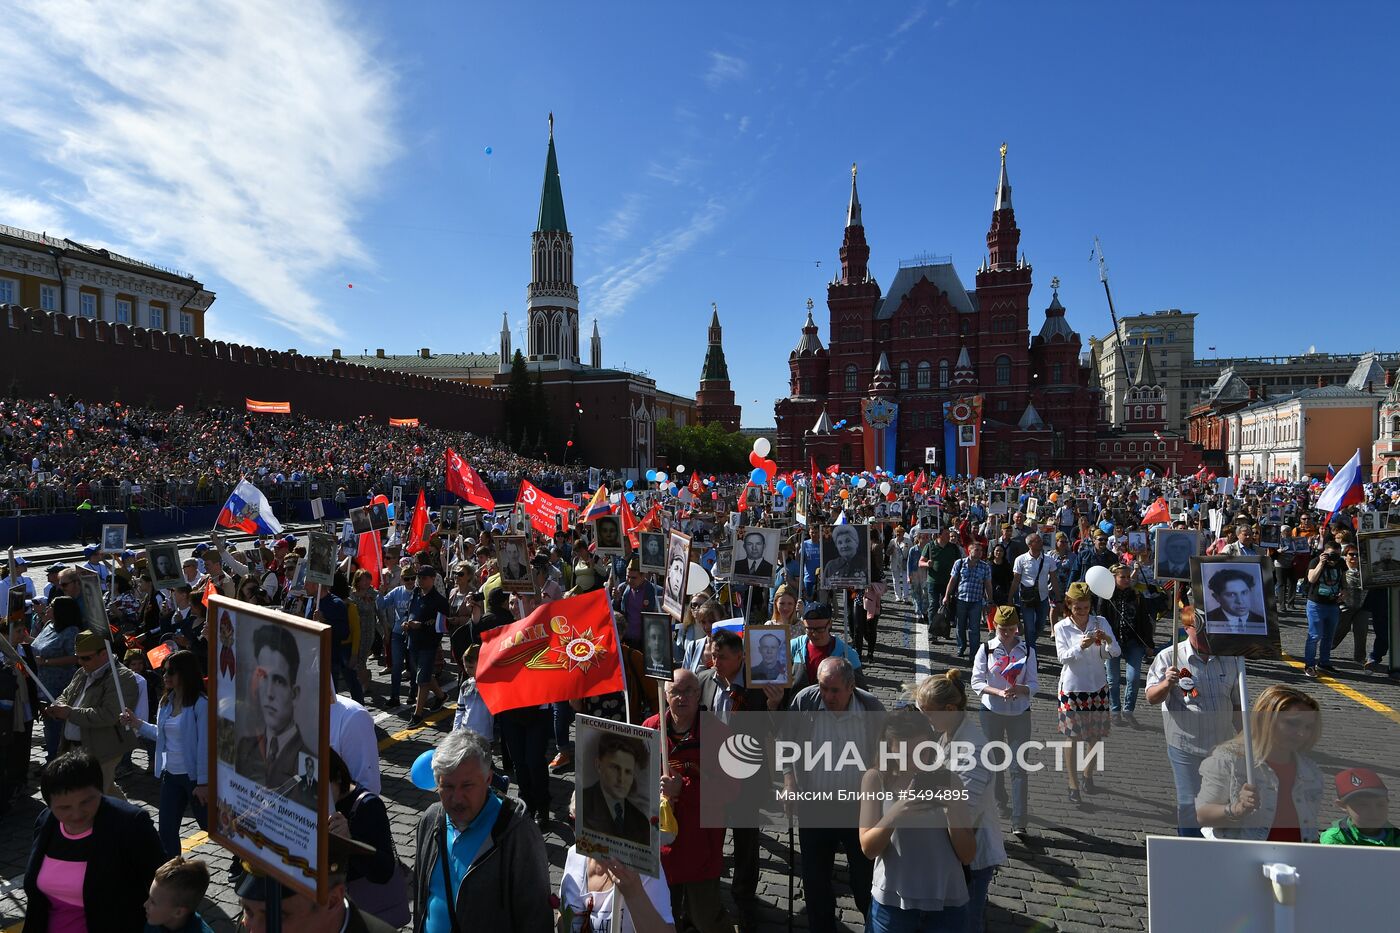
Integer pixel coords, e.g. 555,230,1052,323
1196,684,1324,841
913,668,1006,932
1053,581,1120,804
858,705,976,933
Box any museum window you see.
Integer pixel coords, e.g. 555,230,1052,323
938,359,949,387
899,322,909,338
844,364,857,392
1129,442,1136,452
917,361,931,389
917,319,933,337
1051,363,1063,384
39,285,58,312
0,278,15,305
995,355,1012,386
116,299,131,324
1052,435,1065,457
1114,443,1122,453
898,361,909,389
79,293,96,319
940,318,950,334
149,306,165,330
179,312,194,335
1024,451,1038,468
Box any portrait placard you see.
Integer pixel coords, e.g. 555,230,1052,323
1190,555,1279,659
439,504,459,532
310,497,325,521
637,531,666,574
100,523,128,554
349,506,373,535
368,502,391,531
988,489,1009,516
925,446,938,465
1358,530,1400,588
1127,530,1147,553
714,543,734,580
305,533,337,588
641,613,674,680
496,535,534,594
593,514,627,556
207,595,331,901
1154,530,1199,582
573,715,662,878
1257,524,1281,550
730,526,779,586
1025,497,1040,522
146,543,184,591
794,486,810,527
820,523,870,588
74,568,109,638
746,623,791,686
661,531,692,620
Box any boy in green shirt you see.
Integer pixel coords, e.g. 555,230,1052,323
1319,768,1400,847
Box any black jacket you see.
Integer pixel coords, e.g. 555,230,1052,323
24,796,165,932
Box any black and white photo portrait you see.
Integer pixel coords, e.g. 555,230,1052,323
1359,531,1400,588
147,543,183,590
746,624,791,686
349,506,373,535
573,715,660,877
305,532,337,588
368,501,390,531
496,535,534,593
637,532,666,574
1190,556,1278,659
988,489,1009,516
593,514,626,556
820,523,870,588
439,504,460,532
641,613,673,680
101,523,128,554
661,531,692,619
1154,529,1199,581
730,526,778,585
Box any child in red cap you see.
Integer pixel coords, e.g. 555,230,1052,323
1319,767,1399,847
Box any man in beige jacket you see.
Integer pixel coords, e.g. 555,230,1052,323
44,630,140,798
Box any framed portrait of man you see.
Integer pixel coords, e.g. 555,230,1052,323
593,514,627,556
1127,530,1148,553
368,502,391,531
74,568,109,638
563,481,574,496
714,543,734,580
207,595,331,900
349,506,373,535
573,715,661,877
641,613,673,681
147,543,184,591
1154,530,1199,582
100,523,128,554
958,424,976,446
496,535,534,593
821,523,870,588
794,486,810,527
1025,497,1040,522
1358,511,1378,533
1257,524,1282,550
661,531,692,620
438,504,460,533
1358,530,1400,588
730,526,779,586
988,489,1009,516
636,531,666,574
746,623,791,686
305,532,337,588
1190,555,1279,659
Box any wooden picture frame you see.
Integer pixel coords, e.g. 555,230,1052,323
746,623,791,686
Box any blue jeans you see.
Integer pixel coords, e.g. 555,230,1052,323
954,601,984,656
390,630,416,702
978,709,1030,826
1106,640,1149,713
1018,598,1049,646
42,718,64,762
1165,744,1206,837
158,771,208,858
331,644,364,704
967,865,995,933
798,826,872,933
552,701,575,754
1304,600,1340,667
868,898,969,933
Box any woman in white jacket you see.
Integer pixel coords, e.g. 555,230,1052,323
1054,581,1119,805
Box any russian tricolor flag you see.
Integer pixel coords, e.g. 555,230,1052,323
1316,449,1365,515
217,480,284,535
584,485,611,521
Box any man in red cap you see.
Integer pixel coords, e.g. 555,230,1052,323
1320,767,1399,847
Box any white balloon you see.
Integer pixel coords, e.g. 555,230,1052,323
676,464,686,473
1085,565,1116,601
685,562,711,595
656,472,668,483
753,437,772,458
879,481,892,495
857,477,869,488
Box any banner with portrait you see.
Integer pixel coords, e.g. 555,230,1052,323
573,715,662,878
207,595,331,901
1189,555,1280,659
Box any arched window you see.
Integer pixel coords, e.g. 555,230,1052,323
1159,441,1167,452
1129,442,1137,452
917,361,931,389
938,359,949,387
898,361,909,389
940,318,950,334
1133,406,1142,420
900,321,909,338
995,355,1012,386
844,364,858,392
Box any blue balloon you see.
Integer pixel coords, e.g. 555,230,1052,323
1099,520,1114,533
410,749,435,790
782,485,795,498
484,146,493,155
386,503,395,520
750,467,768,485
626,480,635,489
625,491,637,503
646,469,657,482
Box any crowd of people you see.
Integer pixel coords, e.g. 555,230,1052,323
0,430,1397,931
0,395,589,517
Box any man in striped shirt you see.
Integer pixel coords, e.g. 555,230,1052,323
945,542,993,659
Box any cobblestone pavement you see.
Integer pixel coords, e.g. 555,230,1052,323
1,553,1398,930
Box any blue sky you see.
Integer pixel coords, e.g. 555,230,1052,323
2,1,1397,426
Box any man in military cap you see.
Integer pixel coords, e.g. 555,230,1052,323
236,831,397,932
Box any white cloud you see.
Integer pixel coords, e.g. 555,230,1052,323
704,51,749,89
0,0,398,343
595,192,647,251
892,3,929,36
584,198,726,319
0,188,68,234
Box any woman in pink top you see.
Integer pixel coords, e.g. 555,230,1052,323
24,749,166,931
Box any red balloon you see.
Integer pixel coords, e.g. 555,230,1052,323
711,491,719,500
566,440,574,447
748,450,763,469
886,492,897,502
762,458,778,477
709,475,716,482
371,494,389,506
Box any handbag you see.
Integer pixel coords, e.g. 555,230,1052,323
343,790,412,928
1017,556,1045,606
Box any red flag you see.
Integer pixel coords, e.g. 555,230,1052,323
475,589,624,713
825,463,840,475
688,471,704,498
201,579,216,608
737,483,749,512
635,502,662,533
810,455,818,488
405,488,429,554
912,471,928,493
146,642,176,670
616,499,640,547
445,448,496,512
517,479,574,534
357,531,382,587
1141,496,1171,526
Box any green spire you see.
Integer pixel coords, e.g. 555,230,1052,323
701,303,730,381
536,113,568,233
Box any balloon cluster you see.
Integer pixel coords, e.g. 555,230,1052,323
747,437,778,489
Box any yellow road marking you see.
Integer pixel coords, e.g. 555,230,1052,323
2,704,458,930
1279,651,1400,727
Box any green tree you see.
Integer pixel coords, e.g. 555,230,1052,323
530,371,550,453
504,350,531,451
655,420,751,474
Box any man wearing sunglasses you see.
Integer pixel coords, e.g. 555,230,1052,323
1331,546,1376,668
787,603,867,692
44,630,141,799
